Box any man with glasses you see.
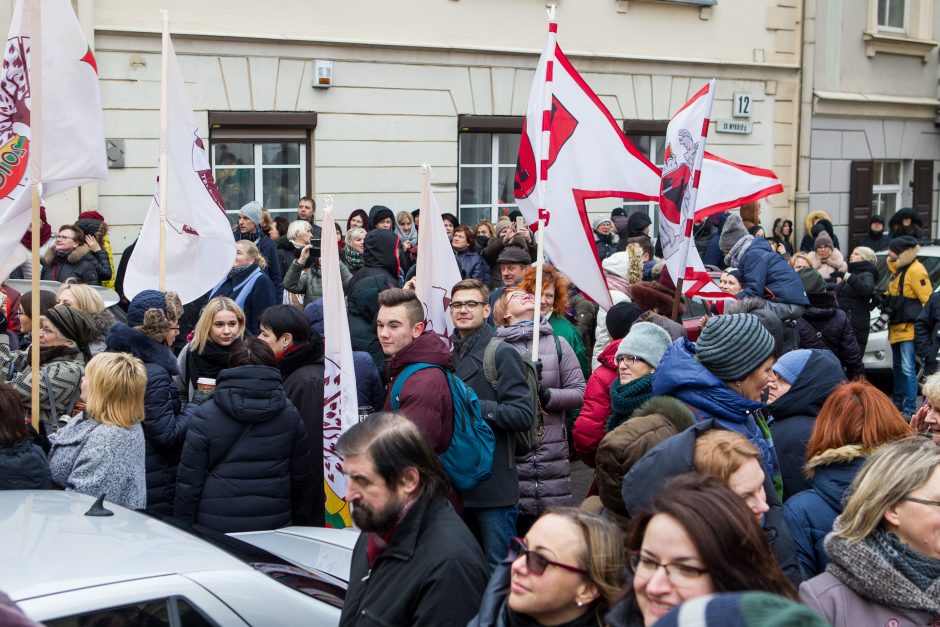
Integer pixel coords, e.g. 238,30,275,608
40,225,112,285
450,278,535,570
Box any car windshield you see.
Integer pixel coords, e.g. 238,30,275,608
875,253,940,291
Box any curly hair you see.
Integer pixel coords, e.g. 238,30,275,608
518,264,569,317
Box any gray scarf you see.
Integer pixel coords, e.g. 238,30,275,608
725,233,755,267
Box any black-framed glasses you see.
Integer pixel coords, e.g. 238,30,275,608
449,300,483,311
510,537,587,576
904,496,940,507
615,354,640,366
628,551,708,584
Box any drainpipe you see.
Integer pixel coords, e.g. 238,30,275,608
794,0,815,239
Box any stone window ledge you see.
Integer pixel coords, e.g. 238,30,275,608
863,30,938,62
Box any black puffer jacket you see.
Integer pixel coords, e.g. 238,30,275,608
767,350,846,501
853,215,889,252
347,229,400,373
796,291,863,379
174,364,315,532
835,260,878,351
0,439,52,489
106,323,187,517
40,245,112,285
915,292,940,377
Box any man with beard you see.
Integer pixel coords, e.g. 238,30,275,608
338,412,488,627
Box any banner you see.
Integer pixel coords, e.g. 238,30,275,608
320,204,359,529
697,153,784,219
123,36,235,304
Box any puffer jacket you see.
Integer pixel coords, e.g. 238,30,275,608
573,339,620,467
836,260,878,351
784,445,868,578
622,420,805,587
0,439,52,489
796,291,863,379
915,292,940,377
809,249,848,282
767,349,846,501
455,248,490,284
734,237,809,305
886,247,932,344
496,320,585,516
652,339,783,496
888,207,927,239
105,323,187,517
594,231,619,261
174,364,316,532
347,229,401,373
40,245,112,285
800,211,835,252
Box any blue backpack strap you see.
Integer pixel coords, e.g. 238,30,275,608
389,363,439,408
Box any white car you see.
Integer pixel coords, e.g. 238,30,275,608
0,491,358,626
863,245,940,373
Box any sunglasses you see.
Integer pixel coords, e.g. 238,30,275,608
510,537,587,576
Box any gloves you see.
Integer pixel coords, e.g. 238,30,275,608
538,385,551,408
0,309,7,335
535,359,543,380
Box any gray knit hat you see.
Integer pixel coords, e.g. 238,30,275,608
696,314,774,382
238,200,263,226
616,321,673,368
719,213,749,253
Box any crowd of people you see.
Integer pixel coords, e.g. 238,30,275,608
1,196,940,626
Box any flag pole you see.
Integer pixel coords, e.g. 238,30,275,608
157,10,170,291
28,0,42,431
531,4,557,363
418,163,431,287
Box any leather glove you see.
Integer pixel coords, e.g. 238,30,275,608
537,385,551,408
0,309,7,335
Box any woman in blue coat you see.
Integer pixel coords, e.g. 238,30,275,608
208,240,276,336
452,226,490,284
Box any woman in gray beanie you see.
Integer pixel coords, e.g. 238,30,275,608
652,313,784,498
606,322,673,433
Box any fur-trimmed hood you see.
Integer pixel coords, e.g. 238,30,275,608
804,444,870,478
804,210,832,235
889,245,920,271
105,322,179,375
89,309,116,339
44,244,93,266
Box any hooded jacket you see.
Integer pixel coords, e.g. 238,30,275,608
796,291,863,379
734,237,809,305
767,350,847,500
347,229,401,372
40,244,112,285
836,259,878,350
621,420,804,587
496,320,585,516
573,339,620,467
886,245,931,344
368,205,395,229
105,323,187,517
853,215,889,252
174,364,316,532
772,218,794,256
888,207,926,239
784,445,868,578
382,331,455,454
800,211,837,252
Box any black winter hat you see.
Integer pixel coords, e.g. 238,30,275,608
44,305,97,361
889,235,919,255
606,301,642,340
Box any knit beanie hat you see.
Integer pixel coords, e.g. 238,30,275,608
798,267,826,294
656,592,829,627
606,301,642,340
44,305,97,360
813,230,833,249
719,213,749,253
127,290,168,327
494,216,513,236
889,235,919,255
592,216,612,231
772,349,813,384
696,314,774,382
616,321,673,368
238,200,263,226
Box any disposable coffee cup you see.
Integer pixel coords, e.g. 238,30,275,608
196,378,216,394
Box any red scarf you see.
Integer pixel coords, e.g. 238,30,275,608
275,343,302,361
365,499,416,568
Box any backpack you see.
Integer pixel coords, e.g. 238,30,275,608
483,336,558,457
390,364,495,492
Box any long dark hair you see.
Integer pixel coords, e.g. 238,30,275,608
628,473,796,599
0,383,28,445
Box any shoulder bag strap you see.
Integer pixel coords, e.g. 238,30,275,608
482,337,502,390
209,423,255,476
40,369,59,421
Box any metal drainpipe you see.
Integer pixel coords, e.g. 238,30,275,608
794,0,815,241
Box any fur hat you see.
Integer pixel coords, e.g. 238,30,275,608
696,314,775,382
616,322,672,369
238,200,263,226
128,290,182,343
719,213,749,253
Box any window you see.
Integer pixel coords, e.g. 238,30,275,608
622,121,668,239
211,142,307,223
45,597,215,627
872,160,903,215
458,132,520,227
877,0,907,32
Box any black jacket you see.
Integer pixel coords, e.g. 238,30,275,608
276,237,302,279
835,260,878,351
0,439,52,489
174,364,316,532
275,341,326,528
854,215,889,253
621,420,805,587
40,245,112,285
451,324,536,509
347,230,401,373
767,350,846,500
106,323,187,517
796,291,863,379
915,292,940,376
594,232,618,261
341,496,489,627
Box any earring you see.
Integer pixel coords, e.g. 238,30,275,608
735,381,741,388
576,601,583,608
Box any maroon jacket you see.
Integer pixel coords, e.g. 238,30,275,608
383,331,455,454
572,339,621,467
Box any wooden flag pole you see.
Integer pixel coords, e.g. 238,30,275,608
157,10,170,291
28,0,42,432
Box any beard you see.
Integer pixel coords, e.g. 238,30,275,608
351,496,405,533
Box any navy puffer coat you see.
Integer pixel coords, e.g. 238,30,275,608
735,237,809,305
174,364,316,533
0,439,52,489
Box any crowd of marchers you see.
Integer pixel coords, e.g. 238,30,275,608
0,196,939,627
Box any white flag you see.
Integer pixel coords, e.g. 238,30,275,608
515,21,662,310
416,166,463,346
697,153,784,219
123,36,235,304
320,205,359,529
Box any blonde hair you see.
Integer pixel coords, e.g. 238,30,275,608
236,240,267,269
85,352,146,428
851,246,877,265
923,372,940,405
789,251,817,270
191,297,245,353
287,220,312,243
396,211,413,226
693,430,762,483
260,208,273,232
345,227,366,248
834,438,940,543
57,283,104,314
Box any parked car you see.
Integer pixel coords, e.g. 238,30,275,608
0,490,357,626
863,245,940,373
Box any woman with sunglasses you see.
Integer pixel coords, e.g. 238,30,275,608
609,473,796,626
470,507,625,627
606,322,673,434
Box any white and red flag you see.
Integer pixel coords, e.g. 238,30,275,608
0,0,107,278
320,203,359,529
514,19,661,310
416,165,463,346
697,153,784,219
123,34,235,304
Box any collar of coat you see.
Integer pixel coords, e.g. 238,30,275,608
367,496,437,566
45,244,92,266
804,444,871,479
890,246,921,270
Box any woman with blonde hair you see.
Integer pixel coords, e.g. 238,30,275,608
57,282,115,356
342,226,367,274
208,239,275,335
789,251,817,271
47,352,147,509
469,507,625,626
177,297,245,402
800,440,940,625
836,245,879,351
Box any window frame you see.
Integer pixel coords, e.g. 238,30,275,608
457,115,524,226
877,0,909,33
622,120,669,239
210,140,308,220
872,159,904,217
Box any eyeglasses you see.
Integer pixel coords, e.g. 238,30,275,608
38,325,58,336
449,300,483,311
510,537,587,576
615,354,641,366
628,552,708,585
904,496,940,507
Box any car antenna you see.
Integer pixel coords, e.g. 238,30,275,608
85,494,114,517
